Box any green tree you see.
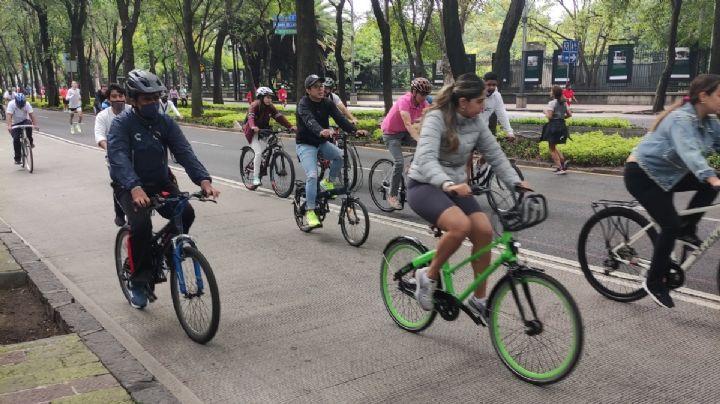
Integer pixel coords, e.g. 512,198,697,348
116,0,142,75
371,0,393,112
711,0,720,73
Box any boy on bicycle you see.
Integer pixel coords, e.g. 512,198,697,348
244,86,296,186
7,93,38,165
323,78,358,124
108,69,220,309
380,77,432,209
296,74,367,228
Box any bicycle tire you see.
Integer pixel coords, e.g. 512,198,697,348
368,158,396,212
114,227,132,304
577,207,655,302
340,198,369,247
488,270,583,385
170,245,221,344
380,237,436,332
22,136,33,173
486,162,524,214
347,144,363,191
269,150,295,198
239,146,256,190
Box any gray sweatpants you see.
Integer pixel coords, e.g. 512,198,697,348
382,132,417,197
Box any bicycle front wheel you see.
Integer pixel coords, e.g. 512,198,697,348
239,147,256,189
368,158,395,212
347,144,363,191
380,238,436,332
114,227,132,304
488,271,583,385
170,246,221,344
577,207,654,302
486,161,523,214
22,136,33,173
340,198,369,247
269,150,295,198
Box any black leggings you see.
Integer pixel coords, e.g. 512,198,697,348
624,162,718,285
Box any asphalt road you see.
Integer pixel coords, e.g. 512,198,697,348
32,108,720,295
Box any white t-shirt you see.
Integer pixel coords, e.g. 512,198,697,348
480,90,513,135
158,100,182,118
94,105,131,146
327,92,342,106
6,100,33,124
66,88,81,108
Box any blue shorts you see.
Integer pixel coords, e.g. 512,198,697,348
406,179,482,225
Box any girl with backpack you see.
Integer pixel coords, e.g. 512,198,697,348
542,85,572,174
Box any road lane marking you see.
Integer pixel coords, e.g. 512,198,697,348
191,140,224,148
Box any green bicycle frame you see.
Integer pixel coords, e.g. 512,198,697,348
410,231,517,302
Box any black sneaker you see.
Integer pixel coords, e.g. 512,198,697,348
114,216,126,227
642,279,674,308
14,159,21,165
561,160,571,171
678,233,702,248
553,168,566,175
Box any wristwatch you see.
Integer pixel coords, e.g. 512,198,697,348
442,181,455,192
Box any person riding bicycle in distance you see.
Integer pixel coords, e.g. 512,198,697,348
245,86,296,186
108,69,220,310
380,77,432,209
407,73,530,319
625,74,720,309
296,74,368,228
323,77,358,125
7,93,38,165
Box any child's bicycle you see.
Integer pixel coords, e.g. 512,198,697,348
293,130,370,247
239,128,296,198
11,124,35,173
380,187,583,384
577,199,720,301
114,191,220,344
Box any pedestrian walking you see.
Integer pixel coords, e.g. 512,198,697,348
541,85,571,174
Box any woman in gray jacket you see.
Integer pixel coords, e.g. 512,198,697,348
407,73,530,319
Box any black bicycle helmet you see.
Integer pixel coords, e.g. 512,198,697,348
125,69,167,99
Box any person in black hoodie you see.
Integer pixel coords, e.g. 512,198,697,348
295,74,367,228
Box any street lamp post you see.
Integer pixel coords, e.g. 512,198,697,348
516,1,529,109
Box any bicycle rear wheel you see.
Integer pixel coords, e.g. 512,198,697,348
22,136,33,173
170,245,220,344
488,270,583,385
577,207,654,302
368,158,395,212
340,198,369,247
269,150,295,198
239,147,256,190
114,227,132,304
380,237,436,332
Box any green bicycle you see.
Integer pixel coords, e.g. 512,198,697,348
380,189,583,385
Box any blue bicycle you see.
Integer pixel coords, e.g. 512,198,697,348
114,191,220,344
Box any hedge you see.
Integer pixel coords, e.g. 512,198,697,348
510,116,633,128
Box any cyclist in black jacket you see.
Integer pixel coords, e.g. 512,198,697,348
295,74,367,228
108,69,220,309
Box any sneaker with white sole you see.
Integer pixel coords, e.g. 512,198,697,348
70,125,76,134
387,195,402,210
642,279,674,308
414,267,436,311
128,282,148,309
252,177,261,186
467,296,489,326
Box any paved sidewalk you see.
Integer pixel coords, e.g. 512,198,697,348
0,334,132,403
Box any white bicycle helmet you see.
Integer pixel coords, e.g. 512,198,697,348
256,87,274,97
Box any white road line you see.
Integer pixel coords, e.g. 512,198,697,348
191,140,224,148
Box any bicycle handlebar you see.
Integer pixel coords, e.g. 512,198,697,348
10,124,36,130
151,191,217,208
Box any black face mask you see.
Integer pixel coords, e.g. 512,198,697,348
111,101,125,115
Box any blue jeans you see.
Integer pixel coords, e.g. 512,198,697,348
296,142,342,209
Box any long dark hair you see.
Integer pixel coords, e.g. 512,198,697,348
650,74,720,131
424,73,486,152
551,85,566,103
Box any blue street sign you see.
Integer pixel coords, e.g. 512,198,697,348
561,52,578,64
562,40,579,52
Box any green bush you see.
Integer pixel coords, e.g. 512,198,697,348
211,113,245,128
353,110,385,120
538,131,641,166
355,118,379,132
511,116,632,128
708,154,720,170
372,128,383,141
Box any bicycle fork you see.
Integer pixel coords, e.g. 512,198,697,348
506,270,543,336
172,236,204,297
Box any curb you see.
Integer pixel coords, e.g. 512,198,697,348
0,222,179,404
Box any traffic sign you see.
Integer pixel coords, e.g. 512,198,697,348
562,40,579,52
561,52,578,64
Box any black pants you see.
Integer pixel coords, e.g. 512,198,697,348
11,120,33,161
624,162,718,285
488,112,498,135
115,181,195,285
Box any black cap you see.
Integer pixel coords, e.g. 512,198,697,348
304,74,324,89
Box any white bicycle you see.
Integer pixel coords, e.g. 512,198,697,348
577,199,720,301
11,124,35,173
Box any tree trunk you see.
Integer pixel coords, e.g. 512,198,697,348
212,26,227,104
117,0,142,75
371,0,393,113
174,37,187,87
182,0,203,117
493,0,524,89
711,0,720,74
653,0,682,113
296,0,317,101
334,0,347,103
239,46,255,93
65,0,91,106
441,0,470,78
30,2,58,106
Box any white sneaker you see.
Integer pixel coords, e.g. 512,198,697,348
387,195,402,210
414,267,436,311
252,177,261,186
70,125,76,134
76,124,82,133
467,296,488,326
